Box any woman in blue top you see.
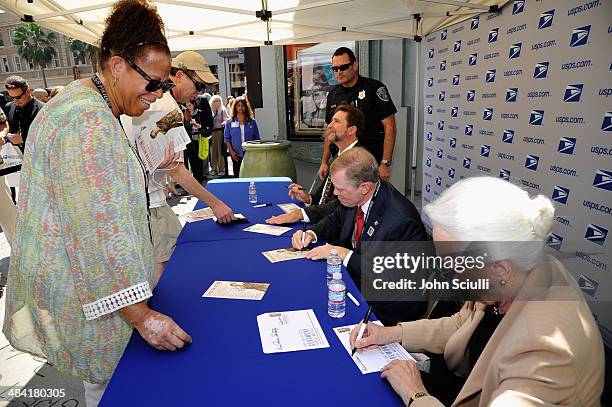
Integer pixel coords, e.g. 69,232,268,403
224,97,259,177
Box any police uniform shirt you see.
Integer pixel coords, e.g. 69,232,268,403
325,75,397,162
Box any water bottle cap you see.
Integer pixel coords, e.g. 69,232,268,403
330,249,338,255
332,272,342,280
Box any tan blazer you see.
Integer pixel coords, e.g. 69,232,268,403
399,257,604,407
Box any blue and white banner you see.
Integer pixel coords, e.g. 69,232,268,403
421,0,611,327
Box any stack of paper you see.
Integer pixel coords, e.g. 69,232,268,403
277,203,302,213
262,248,306,263
203,280,270,301
257,310,330,353
181,207,215,223
333,322,415,374
244,224,291,236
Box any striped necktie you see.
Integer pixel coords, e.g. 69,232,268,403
318,176,333,205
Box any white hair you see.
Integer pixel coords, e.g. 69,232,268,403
424,177,555,271
209,94,224,113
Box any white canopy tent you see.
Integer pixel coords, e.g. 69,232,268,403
0,0,505,50
0,0,507,196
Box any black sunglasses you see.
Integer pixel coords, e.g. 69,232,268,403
123,57,175,93
183,70,207,92
10,89,26,100
331,62,353,72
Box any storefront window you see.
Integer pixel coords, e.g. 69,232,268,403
229,62,246,97
285,41,355,141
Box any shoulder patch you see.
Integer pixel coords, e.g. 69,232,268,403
376,86,390,102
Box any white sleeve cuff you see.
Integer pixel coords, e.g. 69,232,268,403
301,208,311,223
82,281,152,321
343,251,354,267
307,230,318,243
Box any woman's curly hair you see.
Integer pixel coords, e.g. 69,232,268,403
98,0,170,67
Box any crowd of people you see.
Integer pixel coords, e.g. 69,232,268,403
0,0,605,406
176,90,259,184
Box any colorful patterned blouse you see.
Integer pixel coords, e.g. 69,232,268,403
2,80,154,384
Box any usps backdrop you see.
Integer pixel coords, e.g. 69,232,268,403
421,0,612,330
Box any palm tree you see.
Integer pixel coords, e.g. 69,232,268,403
66,37,99,69
14,23,57,88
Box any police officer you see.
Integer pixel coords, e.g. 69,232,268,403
321,47,397,181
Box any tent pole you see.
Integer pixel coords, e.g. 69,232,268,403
34,2,114,20
419,0,489,10
410,33,421,203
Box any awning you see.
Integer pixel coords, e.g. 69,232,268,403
0,0,507,50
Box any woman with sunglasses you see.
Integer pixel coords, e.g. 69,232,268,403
224,96,260,177
3,1,190,405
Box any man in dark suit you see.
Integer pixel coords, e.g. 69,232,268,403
4,76,44,153
266,104,362,225
292,147,429,325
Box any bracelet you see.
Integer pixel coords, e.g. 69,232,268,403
408,391,429,406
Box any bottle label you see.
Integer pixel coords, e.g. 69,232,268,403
327,263,341,279
328,288,346,303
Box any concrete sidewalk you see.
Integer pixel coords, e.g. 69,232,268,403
0,194,198,406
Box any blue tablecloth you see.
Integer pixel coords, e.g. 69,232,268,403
177,179,306,244
101,241,403,406
101,180,404,406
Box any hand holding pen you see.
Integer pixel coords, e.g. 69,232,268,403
349,310,403,354
291,227,314,250
286,183,311,204
351,306,373,356
300,221,307,251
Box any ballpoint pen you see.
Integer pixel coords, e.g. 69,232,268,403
300,221,307,250
351,305,373,356
253,203,272,207
346,291,360,307
286,185,305,191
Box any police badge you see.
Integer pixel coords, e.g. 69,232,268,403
376,86,390,102
358,90,366,99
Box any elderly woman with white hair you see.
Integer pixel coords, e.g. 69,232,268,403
350,177,604,406
209,94,228,176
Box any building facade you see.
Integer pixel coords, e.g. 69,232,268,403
0,12,94,89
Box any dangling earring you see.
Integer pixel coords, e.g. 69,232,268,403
112,77,118,87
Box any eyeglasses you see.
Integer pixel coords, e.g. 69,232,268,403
331,62,353,72
10,89,26,100
123,56,175,93
183,70,207,92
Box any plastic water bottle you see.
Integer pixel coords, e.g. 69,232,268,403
248,181,257,203
327,249,342,284
328,272,346,318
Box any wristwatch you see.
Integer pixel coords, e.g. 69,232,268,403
408,392,429,406
381,159,392,167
